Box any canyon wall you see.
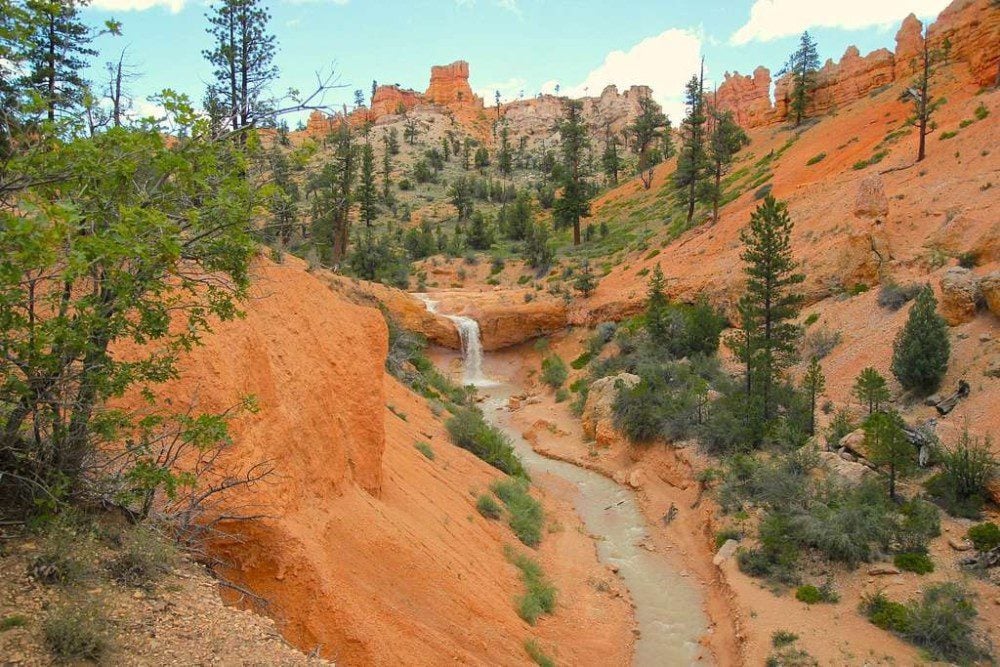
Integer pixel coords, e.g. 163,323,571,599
716,0,999,128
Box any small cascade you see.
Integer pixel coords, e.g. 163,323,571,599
414,293,493,386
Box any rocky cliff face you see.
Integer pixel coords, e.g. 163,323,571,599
370,84,423,118
424,60,482,107
716,0,999,128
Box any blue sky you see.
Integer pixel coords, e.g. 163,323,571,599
82,0,953,123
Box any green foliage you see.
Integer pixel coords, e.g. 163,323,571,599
864,410,915,499
492,478,544,547
348,228,410,288
1,614,29,631
715,527,741,549
43,602,108,661
801,357,825,436
891,287,950,395
877,282,921,311
414,441,435,460
862,591,912,633
927,427,997,518
506,546,556,625
446,408,526,478
894,552,934,574
783,31,821,126
974,102,989,121
553,99,592,245
805,152,826,166
772,630,799,648
106,525,175,589
852,367,890,415
524,639,556,667
572,260,598,296
541,355,568,388
795,582,839,604
826,409,857,448
674,68,710,223
967,522,1000,552
476,493,502,520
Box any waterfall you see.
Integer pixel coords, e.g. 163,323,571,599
413,294,493,387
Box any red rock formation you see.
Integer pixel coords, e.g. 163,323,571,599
370,84,422,118
716,0,999,128
425,60,482,108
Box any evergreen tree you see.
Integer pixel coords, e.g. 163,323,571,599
308,123,356,265
553,99,591,245
802,357,826,436
497,122,513,176
891,286,950,395
864,409,914,500
474,146,490,172
404,115,419,145
523,221,553,271
387,127,400,154
601,124,621,186
659,117,674,160
781,31,820,127
449,176,474,220
203,0,278,136
22,0,99,122
629,94,667,189
644,264,671,345
467,210,493,250
904,27,946,162
708,108,749,223
674,61,709,224
852,367,891,415
266,147,299,245
358,142,378,228
380,134,393,203
573,260,597,297
441,135,450,161
727,196,804,440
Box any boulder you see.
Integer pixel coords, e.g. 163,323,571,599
839,429,869,459
581,373,641,443
949,537,974,552
980,271,1000,317
868,565,901,576
854,176,889,220
476,300,568,351
940,267,983,326
713,539,740,567
819,451,872,485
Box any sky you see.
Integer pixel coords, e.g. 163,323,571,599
80,0,954,124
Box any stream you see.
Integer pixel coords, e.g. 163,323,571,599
414,295,709,666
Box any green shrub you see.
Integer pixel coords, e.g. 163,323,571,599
754,184,773,200
492,478,544,547
414,441,436,460
805,152,826,166
506,547,556,625
974,102,989,121
894,552,934,574
939,130,958,140
554,388,569,403
877,282,920,311
524,639,555,667
541,355,568,388
476,494,502,520
772,630,798,649
891,287,949,396
106,526,175,589
1,614,28,631
927,427,997,518
43,603,108,661
967,522,1000,552
714,528,741,550
862,590,913,633
31,521,90,586
446,408,526,478
570,351,593,370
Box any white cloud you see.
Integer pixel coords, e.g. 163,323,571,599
539,79,560,95
88,0,185,12
564,28,703,122
476,77,528,104
730,0,951,44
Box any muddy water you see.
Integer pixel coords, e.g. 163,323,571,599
420,321,709,665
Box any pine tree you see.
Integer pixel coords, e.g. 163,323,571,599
708,108,749,223
380,134,393,203
467,210,493,250
573,260,597,297
727,196,804,440
644,264,671,345
674,61,709,224
22,0,98,122
308,123,356,265
904,27,946,162
629,94,667,189
553,99,591,246
497,121,512,176
781,31,820,127
203,0,278,136
474,146,490,172
891,286,950,395
404,115,419,145
266,147,299,246
601,124,621,186
864,409,914,500
852,367,891,415
358,142,378,229
441,136,450,161
802,357,826,436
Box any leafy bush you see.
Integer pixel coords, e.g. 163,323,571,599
476,493,502,520
715,528,741,550
492,478,544,547
894,552,934,574
106,526,175,589
43,603,108,661
31,520,90,586
506,547,556,624
805,152,826,166
754,184,773,200
541,355,568,388
967,522,1000,552
446,408,526,478
826,409,856,448
801,327,841,360
554,388,569,403
524,639,555,667
974,102,989,121
795,581,838,604
414,441,436,460
926,427,997,518
862,590,912,633
772,630,799,648
877,282,921,311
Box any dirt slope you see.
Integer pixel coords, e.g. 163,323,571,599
144,255,631,665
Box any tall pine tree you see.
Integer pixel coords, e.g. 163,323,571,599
358,142,378,229
553,99,591,245
707,108,749,223
781,31,820,127
629,94,667,190
891,286,950,395
727,195,804,441
674,60,708,225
